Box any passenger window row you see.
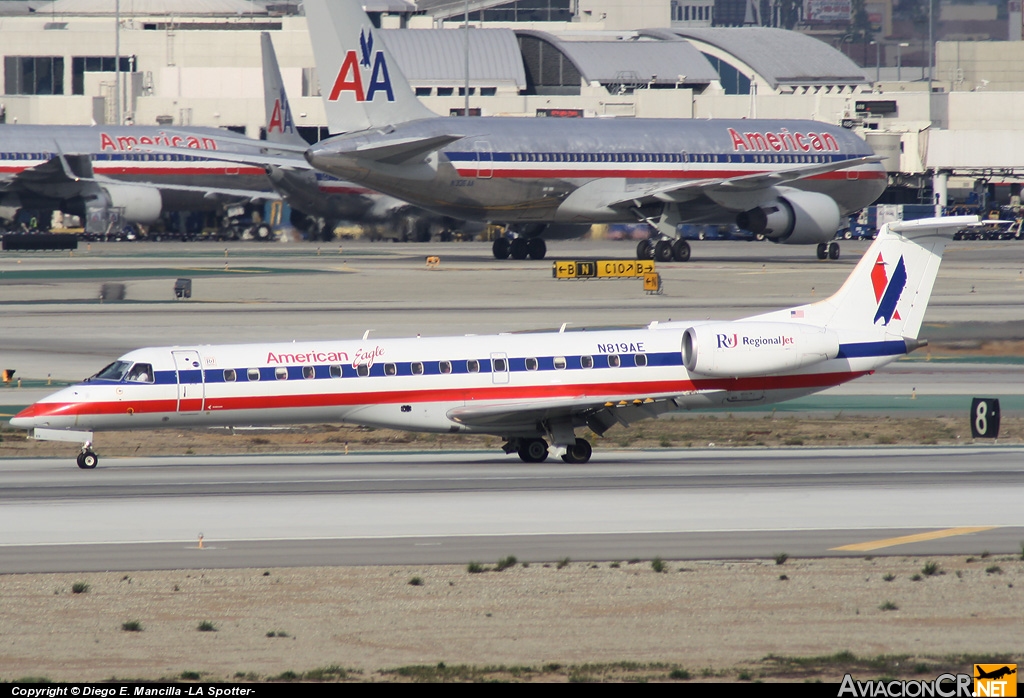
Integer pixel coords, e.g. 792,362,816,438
221,354,648,381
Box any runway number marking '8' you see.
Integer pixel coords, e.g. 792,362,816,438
971,398,1000,439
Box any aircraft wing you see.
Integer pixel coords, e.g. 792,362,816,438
119,179,281,201
3,153,95,188
447,390,719,433
606,155,883,209
160,130,310,154
139,144,313,170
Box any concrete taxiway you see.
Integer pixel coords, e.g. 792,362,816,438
3,238,1024,574
2,238,1024,381
1,449,1021,573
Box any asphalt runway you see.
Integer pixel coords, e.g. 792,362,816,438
1,448,1022,573
3,238,1024,574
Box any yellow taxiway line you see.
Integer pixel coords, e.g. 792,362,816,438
831,526,999,552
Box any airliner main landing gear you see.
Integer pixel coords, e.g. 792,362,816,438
492,234,546,260
632,204,690,262
561,438,593,464
517,438,549,463
816,242,840,260
503,435,594,464
637,237,690,262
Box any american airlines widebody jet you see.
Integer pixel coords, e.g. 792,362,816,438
0,125,273,234
11,216,976,468
300,0,887,261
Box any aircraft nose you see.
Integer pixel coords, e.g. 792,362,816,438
9,405,42,430
9,399,54,427
7,391,80,430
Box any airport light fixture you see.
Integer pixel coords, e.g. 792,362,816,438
896,42,909,82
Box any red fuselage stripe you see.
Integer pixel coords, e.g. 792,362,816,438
17,371,868,419
453,167,886,181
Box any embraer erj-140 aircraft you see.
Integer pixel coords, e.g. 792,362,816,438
0,125,272,234
11,216,975,468
299,0,886,262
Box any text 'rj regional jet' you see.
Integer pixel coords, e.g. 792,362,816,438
300,0,886,261
11,216,975,468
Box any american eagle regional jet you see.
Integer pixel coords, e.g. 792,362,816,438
11,216,976,468
297,0,887,261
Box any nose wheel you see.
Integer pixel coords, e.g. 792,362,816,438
77,449,98,469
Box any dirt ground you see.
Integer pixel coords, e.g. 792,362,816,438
1,413,1020,683
0,556,1020,683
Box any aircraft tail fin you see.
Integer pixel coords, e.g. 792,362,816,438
304,0,435,134
749,216,978,339
260,32,309,148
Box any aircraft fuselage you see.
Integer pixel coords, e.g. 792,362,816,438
306,117,886,225
0,125,271,212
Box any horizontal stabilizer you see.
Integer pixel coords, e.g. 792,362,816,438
350,134,464,165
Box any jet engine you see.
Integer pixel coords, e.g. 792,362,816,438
735,191,841,245
682,322,839,378
97,183,163,224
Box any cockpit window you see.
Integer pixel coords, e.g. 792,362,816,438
91,361,132,382
126,363,154,383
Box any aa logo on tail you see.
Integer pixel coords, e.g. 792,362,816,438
327,28,395,103
871,253,907,325
267,88,295,134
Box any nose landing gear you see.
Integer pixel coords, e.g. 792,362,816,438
77,443,98,469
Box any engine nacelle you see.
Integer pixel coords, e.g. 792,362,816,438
99,183,163,224
736,191,841,245
682,322,839,378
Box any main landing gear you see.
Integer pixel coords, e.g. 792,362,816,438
816,242,840,260
636,237,690,262
504,436,593,464
492,235,546,260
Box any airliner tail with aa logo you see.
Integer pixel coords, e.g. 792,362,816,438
305,1,435,134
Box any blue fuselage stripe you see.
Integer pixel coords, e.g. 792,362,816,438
836,341,907,359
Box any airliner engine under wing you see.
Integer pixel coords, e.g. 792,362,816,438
301,0,886,262
11,216,975,469
0,125,273,234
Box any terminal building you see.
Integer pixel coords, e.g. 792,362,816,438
2,0,1024,211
